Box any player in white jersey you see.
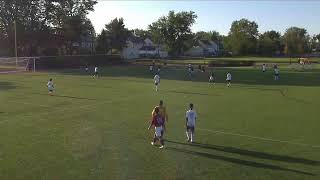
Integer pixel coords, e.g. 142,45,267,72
85,64,89,73
274,67,279,80
186,103,197,143
262,64,266,72
226,72,232,87
93,66,99,78
154,74,160,92
47,78,54,95
209,72,214,85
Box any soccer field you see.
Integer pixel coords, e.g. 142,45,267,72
0,65,320,180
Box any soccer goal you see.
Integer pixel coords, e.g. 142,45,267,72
0,57,37,73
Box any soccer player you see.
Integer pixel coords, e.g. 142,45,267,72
47,78,54,95
85,64,89,73
187,64,192,78
209,72,214,85
226,72,232,87
93,66,99,78
149,65,153,72
154,74,160,92
148,107,165,149
152,100,169,123
186,103,197,143
274,66,280,80
202,66,205,72
262,64,266,72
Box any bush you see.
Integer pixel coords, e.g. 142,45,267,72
36,55,122,69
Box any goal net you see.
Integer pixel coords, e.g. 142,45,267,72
0,57,37,73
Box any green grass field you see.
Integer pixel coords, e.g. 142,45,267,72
1,65,320,180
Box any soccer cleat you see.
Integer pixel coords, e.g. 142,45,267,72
159,145,165,149
151,142,154,146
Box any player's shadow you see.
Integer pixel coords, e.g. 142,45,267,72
26,92,97,101
166,140,320,166
166,146,315,176
0,82,17,91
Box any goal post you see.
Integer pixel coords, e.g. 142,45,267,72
0,57,37,73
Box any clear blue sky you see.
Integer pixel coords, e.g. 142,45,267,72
88,0,320,36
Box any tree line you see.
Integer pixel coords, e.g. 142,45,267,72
96,11,320,57
0,0,97,56
1,1,320,57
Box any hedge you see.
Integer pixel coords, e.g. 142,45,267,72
35,55,122,69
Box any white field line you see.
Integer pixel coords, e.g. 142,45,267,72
0,100,112,124
198,128,320,149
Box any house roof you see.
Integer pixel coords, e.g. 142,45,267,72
201,40,212,46
128,36,145,44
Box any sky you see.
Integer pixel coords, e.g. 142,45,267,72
88,0,320,36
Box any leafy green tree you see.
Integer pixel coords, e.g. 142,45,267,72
96,29,110,53
104,18,132,53
228,18,259,55
0,0,97,56
258,30,281,56
60,16,95,54
194,31,211,42
149,11,197,55
283,27,309,56
133,29,151,39
313,33,320,52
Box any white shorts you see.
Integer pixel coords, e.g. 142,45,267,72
155,126,163,137
48,87,54,91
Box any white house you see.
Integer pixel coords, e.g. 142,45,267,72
185,40,219,57
121,36,168,60
121,36,145,60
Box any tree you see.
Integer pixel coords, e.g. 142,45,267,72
96,29,110,53
104,18,131,53
133,28,151,39
258,30,281,56
0,0,97,56
227,18,259,55
194,31,212,42
51,0,97,27
60,16,95,54
193,31,223,53
149,11,197,55
283,27,309,56
312,33,320,52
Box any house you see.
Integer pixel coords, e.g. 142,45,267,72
139,45,168,58
121,36,145,59
185,40,220,57
121,36,168,60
